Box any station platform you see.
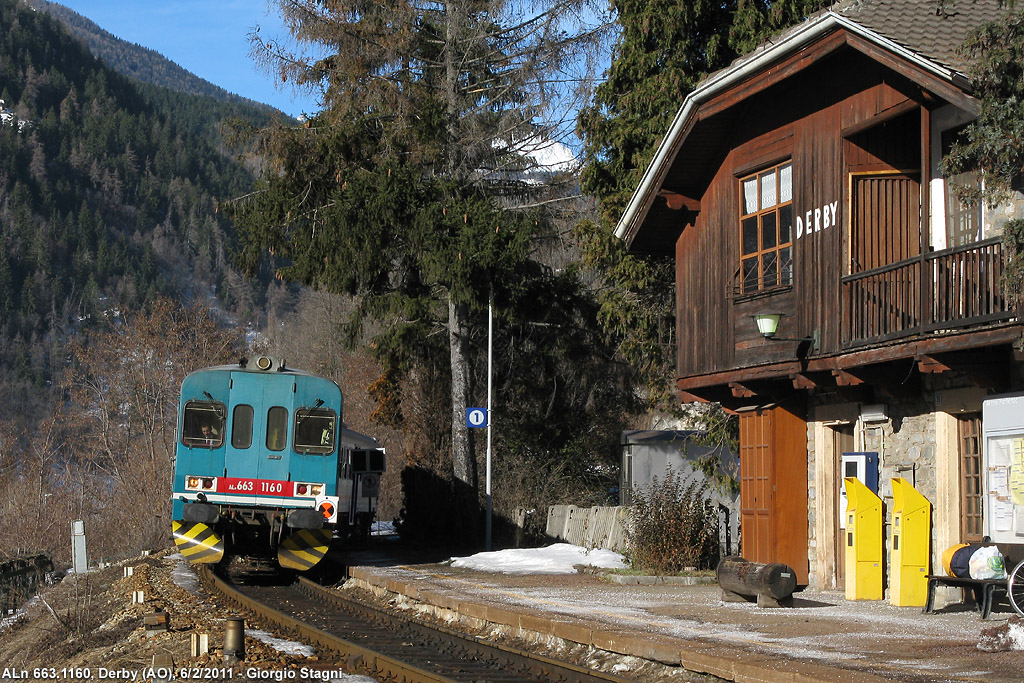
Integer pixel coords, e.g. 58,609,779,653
339,558,1024,682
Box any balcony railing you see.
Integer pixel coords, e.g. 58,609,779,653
841,237,1014,347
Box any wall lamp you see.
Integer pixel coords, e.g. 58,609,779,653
752,313,819,351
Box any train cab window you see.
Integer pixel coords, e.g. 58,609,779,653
182,401,225,448
266,406,288,452
293,408,337,454
231,404,254,449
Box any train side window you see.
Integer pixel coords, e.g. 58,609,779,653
232,404,254,449
293,408,337,454
266,406,288,452
182,400,225,448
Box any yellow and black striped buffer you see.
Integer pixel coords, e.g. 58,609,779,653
172,521,224,564
278,528,332,571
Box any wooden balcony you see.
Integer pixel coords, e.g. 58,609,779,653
841,237,1014,347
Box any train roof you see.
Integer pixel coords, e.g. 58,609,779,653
341,427,383,450
182,357,341,384
185,356,313,376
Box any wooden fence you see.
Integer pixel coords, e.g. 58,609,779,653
543,505,630,552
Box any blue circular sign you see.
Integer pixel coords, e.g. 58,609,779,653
466,408,488,428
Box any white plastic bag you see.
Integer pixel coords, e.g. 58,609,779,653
969,545,1006,580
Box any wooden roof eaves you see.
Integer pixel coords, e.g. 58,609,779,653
675,324,1021,394
615,11,974,250
842,32,979,115
698,30,850,121
615,108,701,249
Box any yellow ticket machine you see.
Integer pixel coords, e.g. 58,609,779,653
845,477,883,600
890,477,931,606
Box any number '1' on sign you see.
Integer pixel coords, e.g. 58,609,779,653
466,408,488,428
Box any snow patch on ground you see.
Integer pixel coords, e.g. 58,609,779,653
169,553,202,594
0,601,30,631
247,628,316,657
1003,620,1024,649
371,520,396,536
979,617,1024,651
448,543,627,574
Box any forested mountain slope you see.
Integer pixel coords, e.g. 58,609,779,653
25,0,279,115
0,0,267,413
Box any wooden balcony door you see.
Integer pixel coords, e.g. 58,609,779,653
850,173,920,273
739,404,809,584
844,172,922,343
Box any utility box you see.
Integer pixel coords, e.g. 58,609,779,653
890,477,931,607
845,477,883,601
839,452,878,529
71,520,87,574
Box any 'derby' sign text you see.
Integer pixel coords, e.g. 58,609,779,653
796,200,838,239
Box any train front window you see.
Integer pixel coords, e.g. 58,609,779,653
293,408,337,454
232,404,254,449
182,401,226,448
266,406,288,452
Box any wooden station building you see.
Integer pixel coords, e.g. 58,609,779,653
617,0,1024,589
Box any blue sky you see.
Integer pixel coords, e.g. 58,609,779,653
56,1,320,117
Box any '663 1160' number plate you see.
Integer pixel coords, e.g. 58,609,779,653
216,477,294,497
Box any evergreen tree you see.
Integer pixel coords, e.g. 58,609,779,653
229,0,612,509
0,0,271,417
576,0,828,410
941,0,1024,302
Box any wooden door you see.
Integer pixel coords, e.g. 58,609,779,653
739,405,809,584
740,410,772,563
833,425,855,590
958,414,984,542
851,173,920,272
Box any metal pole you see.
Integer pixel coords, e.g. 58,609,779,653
485,292,493,551
223,616,245,664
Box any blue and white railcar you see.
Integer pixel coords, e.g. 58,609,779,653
170,356,384,570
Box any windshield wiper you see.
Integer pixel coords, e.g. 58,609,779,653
297,398,325,427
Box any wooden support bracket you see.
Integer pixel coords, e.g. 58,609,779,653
729,382,757,398
659,190,701,211
916,354,951,373
678,390,710,404
832,369,864,386
790,373,818,390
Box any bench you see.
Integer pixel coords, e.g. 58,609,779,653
923,575,1008,619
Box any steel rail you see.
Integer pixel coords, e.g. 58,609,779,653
294,576,636,683
199,566,452,682
198,567,637,682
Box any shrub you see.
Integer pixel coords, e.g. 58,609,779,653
626,471,720,574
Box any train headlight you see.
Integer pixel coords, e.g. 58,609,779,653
295,482,324,498
185,476,216,492
255,355,273,371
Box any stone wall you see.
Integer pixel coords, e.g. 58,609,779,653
806,373,990,591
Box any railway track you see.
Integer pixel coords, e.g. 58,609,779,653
199,567,638,683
